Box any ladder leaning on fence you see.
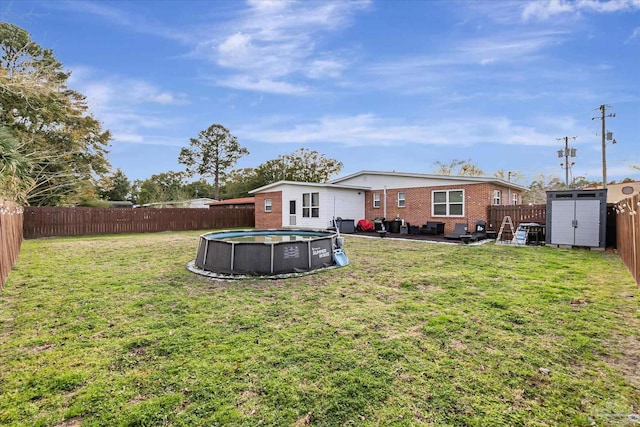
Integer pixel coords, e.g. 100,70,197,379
496,216,515,243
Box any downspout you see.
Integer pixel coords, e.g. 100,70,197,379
383,186,387,219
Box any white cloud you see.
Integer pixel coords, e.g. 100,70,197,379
67,66,188,145
58,0,191,43
362,30,566,94
522,0,640,21
112,133,144,144
306,59,346,79
235,113,581,148
522,0,574,21
626,26,640,43
456,32,563,64
576,0,640,13
217,33,254,67
195,0,369,93
216,75,309,95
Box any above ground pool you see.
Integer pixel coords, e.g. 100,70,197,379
193,229,345,276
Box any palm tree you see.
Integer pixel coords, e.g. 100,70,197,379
0,126,32,202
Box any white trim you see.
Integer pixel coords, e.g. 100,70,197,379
432,189,465,217
493,190,502,205
397,192,406,208
302,191,320,218
250,180,369,194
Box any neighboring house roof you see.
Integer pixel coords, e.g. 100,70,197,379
108,201,134,208
139,198,216,207
329,170,529,191
583,181,640,203
208,197,255,206
249,180,370,194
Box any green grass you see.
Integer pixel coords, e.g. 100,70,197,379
1,232,638,426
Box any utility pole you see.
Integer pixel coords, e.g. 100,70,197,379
592,104,616,190
556,136,577,186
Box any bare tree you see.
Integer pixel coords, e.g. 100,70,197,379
433,159,483,176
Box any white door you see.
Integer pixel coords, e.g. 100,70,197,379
574,200,600,247
550,200,576,245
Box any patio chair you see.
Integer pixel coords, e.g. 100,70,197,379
420,221,445,235
472,220,487,240
461,221,487,244
444,223,468,240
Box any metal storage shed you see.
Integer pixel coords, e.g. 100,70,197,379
545,189,607,249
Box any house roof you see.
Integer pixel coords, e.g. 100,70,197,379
249,180,370,194
139,198,216,207
208,197,255,206
583,181,640,203
329,170,529,191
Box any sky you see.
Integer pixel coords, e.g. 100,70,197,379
2,0,639,187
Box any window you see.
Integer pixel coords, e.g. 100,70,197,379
302,192,319,218
373,193,380,208
512,193,518,205
397,192,406,208
264,198,272,212
493,190,502,205
432,189,464,216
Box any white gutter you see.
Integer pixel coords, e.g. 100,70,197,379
383,185,387,219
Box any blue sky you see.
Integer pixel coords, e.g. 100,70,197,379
2,0,639,186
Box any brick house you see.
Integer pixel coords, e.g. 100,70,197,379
250,171,527,234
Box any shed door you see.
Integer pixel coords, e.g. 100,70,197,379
574,200,600,247
550,200,575,245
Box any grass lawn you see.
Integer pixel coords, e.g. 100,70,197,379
1,231,639,426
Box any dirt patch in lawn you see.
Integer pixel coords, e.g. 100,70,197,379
53,419,82,427
608,334,640,390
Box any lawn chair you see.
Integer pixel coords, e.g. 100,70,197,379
444,223,468,240
461,221,487,244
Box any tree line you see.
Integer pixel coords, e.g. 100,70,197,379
99,147,344,205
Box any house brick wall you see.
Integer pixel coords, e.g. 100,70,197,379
364,183,521,234
254,191,282,228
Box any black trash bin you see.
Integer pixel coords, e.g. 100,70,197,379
389,220,401,233
333,218,355,234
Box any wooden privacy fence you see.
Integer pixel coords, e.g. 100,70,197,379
486,204,547,230
0,199,24,290
615,194,640,286
23,206,255,239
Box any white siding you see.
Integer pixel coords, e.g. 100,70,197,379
335,174,478,189
278,185,365,229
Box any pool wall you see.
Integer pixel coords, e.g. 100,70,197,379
194,229,337,275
